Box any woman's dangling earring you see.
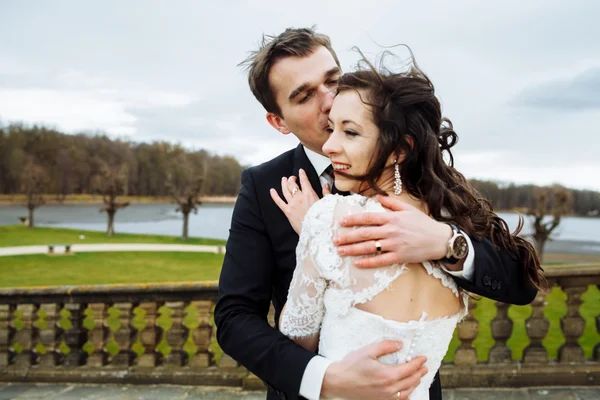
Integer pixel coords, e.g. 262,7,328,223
394,160,402,195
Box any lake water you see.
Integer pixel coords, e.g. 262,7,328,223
0,203,598,244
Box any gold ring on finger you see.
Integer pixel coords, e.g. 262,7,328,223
375,240,382,254
291,187,299,196
396,390,401,399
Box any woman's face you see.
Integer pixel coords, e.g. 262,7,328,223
322,89,394,194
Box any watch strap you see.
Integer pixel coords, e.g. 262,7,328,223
438,223,461,264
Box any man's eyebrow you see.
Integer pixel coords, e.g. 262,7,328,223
288,67,342,101
324,67,341,79
288,82,310,102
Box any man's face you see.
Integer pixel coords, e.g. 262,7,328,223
268,46,341,155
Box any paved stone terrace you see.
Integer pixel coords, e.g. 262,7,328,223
0,383,598,399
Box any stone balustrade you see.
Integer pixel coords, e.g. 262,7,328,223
0,265,599,389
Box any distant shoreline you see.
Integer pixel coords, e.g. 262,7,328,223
0,194,237,205
0,195,598,219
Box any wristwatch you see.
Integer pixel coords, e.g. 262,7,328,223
439,223,469,264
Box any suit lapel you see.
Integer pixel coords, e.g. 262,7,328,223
292,144,323,198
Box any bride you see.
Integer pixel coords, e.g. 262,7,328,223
273,52,544,399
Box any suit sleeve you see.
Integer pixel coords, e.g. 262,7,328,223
452,236,538,305
214,169,316,398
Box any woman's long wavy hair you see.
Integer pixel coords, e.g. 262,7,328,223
338,48,546,291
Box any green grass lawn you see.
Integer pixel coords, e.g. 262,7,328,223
0,252,224,287
0,225,226,247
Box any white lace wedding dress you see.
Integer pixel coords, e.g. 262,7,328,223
279,194,468,400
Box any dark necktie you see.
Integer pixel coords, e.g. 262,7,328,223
324,165,350,196
324,165,333,181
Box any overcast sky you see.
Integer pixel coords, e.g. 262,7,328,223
1,0,598,190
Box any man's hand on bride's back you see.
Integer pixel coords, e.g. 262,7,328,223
321,340,427,400
270,169,332,235
333,195,452,268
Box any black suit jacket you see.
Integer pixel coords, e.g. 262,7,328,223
215,144,537,400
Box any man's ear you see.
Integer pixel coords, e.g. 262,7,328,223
266,112,291,135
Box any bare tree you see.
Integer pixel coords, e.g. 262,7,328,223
55,148,73,201
93,164,130,237
20,160,49,228
167,152,207,241
527,185,573,258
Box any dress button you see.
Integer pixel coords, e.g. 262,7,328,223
492,281,498,290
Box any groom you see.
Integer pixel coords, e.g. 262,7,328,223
215,27,537,400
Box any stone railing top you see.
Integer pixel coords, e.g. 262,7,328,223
1,264,597,304
0,281,220,305
543,263,600,278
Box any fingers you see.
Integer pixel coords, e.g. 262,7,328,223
391,362,428,398
298,169,313,196
391,355,427,377
353,252,399,269
269,188,287,212
376,195,417,212
281,177,294,203
334,226,386,246
397,386,416,400
337,239,390,258
339,212,389,228
288,175,299,191
366,340,403,359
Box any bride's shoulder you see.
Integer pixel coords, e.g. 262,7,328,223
306,194,384,222
305,194,343,221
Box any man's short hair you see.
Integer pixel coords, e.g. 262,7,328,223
240,26,341,117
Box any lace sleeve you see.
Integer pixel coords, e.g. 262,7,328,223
279,197,334,339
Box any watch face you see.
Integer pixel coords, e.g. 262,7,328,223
453,235,469,259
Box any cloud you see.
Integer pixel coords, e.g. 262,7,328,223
1,0,599,189
512,67,600,110
0,88,137,135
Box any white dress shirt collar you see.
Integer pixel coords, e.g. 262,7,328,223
303,146,331,177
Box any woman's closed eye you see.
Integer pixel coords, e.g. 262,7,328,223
345,130,359,137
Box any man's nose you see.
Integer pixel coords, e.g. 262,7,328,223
319,84,336,113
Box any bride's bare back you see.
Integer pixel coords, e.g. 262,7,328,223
354,261,463,322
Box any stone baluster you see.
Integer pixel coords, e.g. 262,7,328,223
165,301,188,366
190,300,214,367
454,297,478,366
558,285,586,363
0,304,15,367
218,353,240,368
523,292,550,364
86,303,109,367
13,304,38,367
63,303,88,366
488,302,513,363
138,302,161,367
38,304,63,367
112,302,135,366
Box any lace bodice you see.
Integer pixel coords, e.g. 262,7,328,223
279,194,468,400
